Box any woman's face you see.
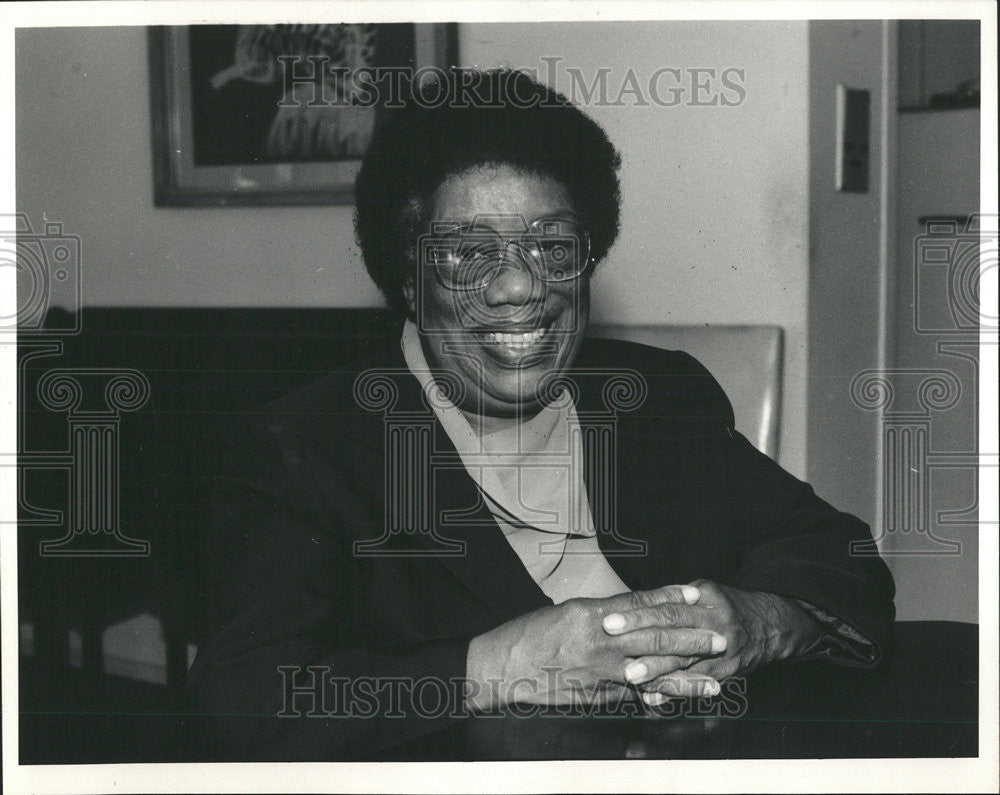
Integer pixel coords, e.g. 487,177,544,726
405,164,591,420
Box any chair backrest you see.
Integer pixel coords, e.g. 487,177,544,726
586,324,784,459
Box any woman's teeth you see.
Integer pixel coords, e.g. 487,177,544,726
480,326,549,349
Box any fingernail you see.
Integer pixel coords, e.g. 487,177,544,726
711,633,727,653
603,613,626,632
682,585,700,604
705,680,721,697
643,692,667,707
625,661,648,683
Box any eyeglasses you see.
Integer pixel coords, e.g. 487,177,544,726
421,215,592,291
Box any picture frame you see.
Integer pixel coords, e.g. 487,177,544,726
148,24,457,206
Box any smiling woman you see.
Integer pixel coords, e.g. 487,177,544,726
405,166,590,421
188,69,895,761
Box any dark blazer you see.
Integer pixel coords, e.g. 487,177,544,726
188,337,895,760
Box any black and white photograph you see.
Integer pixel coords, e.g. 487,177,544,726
2,1,997,793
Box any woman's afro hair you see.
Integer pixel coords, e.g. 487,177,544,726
353,68,622,318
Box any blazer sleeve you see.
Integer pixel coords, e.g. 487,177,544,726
186,416,473,761
677,352,896,665
725,427,896,665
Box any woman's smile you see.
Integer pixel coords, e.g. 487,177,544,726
471,327,556,369
478,326,549,348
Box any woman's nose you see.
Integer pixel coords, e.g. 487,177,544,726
482,250,541,307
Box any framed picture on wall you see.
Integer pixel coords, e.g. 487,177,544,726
148,24,457,206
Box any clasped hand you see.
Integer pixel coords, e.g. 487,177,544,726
601,579,804,704
467,580,819,709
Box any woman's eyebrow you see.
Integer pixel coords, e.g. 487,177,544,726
531,212,582,224
428,219,474,235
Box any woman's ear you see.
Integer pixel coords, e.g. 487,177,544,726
402,276,417,316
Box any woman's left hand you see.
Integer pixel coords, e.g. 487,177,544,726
601,579,823,702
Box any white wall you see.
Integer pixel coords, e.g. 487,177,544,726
460,21,810,475
889,108,980,622
807,21,894,528
17,23,811,476
807,21,979,624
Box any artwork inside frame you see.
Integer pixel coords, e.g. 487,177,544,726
148,23,458,206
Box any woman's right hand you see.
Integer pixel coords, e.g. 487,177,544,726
464,584,725,710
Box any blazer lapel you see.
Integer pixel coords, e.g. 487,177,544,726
380,343,551,622
430,462,552,620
